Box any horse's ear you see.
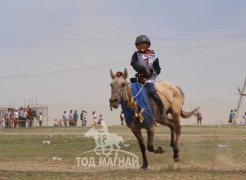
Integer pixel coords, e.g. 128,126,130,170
122,68,128,79
110,69,115,79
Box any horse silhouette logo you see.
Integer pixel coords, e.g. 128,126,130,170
85,124,129,157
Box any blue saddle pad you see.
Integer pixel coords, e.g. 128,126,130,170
121,83,154,128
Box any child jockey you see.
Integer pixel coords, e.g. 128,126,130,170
130,35,166,119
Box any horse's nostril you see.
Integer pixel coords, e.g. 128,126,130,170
109,99,114,103
109,99,119,103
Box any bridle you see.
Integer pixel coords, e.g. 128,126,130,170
111,82,130,103
110,79,146,105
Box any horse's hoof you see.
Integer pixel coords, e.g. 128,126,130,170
158,146,165,154
140,164,148,170
174,157,180,162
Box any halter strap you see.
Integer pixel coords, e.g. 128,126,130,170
112,82,130,103
112,81,146,103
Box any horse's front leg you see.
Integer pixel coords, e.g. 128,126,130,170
131,126,148,170
146,127,165,154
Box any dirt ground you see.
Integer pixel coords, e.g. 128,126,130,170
0,126,246,179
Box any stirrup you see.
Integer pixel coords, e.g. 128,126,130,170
160,110,166,119
160,113,166,119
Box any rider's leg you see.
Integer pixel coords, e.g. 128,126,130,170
145,83,166,119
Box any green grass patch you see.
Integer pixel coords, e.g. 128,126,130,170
0,125,246,179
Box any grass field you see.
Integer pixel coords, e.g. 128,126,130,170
0,125,246,179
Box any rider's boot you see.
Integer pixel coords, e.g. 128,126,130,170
150,93,166,119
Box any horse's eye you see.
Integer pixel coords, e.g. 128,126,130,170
110,83,112,87
121,83,126,87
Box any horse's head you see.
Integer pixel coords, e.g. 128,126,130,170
109,68,129,110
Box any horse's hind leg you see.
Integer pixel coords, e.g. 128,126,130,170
166,114,181,162
158,116,180,162
173,117,181,162
157,117,176,146
131,125,148,169
146,127,165,154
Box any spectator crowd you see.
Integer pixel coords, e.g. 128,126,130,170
228,109,246,124
53,109,105,127
0,106,44,128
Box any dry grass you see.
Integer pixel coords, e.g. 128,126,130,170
0,125,246,179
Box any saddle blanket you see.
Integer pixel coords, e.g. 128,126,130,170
121,83,154,128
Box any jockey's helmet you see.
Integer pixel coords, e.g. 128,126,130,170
135,35,151,47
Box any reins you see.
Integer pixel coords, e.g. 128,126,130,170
132,82,146,99
110,78,146,126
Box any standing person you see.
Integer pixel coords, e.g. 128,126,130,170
62,111,68,126
98,114,104,125
120,111,124,125
31,110,37,127
233,109,238,124
98,121,109,145
73,110,78,126
92,111,97,126
10,108,15,128
28,108,35,127
4,108,11,128
228,109,234,123
82,110,87,127
195,111,203,125
18,107,23,128
14,108,19,128
242,112,246,124
26,105,31,127
131,35,165,119
26,107,34,127
22,108,27,128
69,110,74,126
80,110,84,126
37,112,43,127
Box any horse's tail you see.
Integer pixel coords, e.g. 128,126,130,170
181,107,200,119
176,85,185,105
176,85,200,118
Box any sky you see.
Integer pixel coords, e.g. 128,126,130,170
0,0,246,122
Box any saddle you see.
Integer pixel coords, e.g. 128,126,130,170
130,71,152,84
130,77,146,84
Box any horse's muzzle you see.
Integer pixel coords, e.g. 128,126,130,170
109,98,120,109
